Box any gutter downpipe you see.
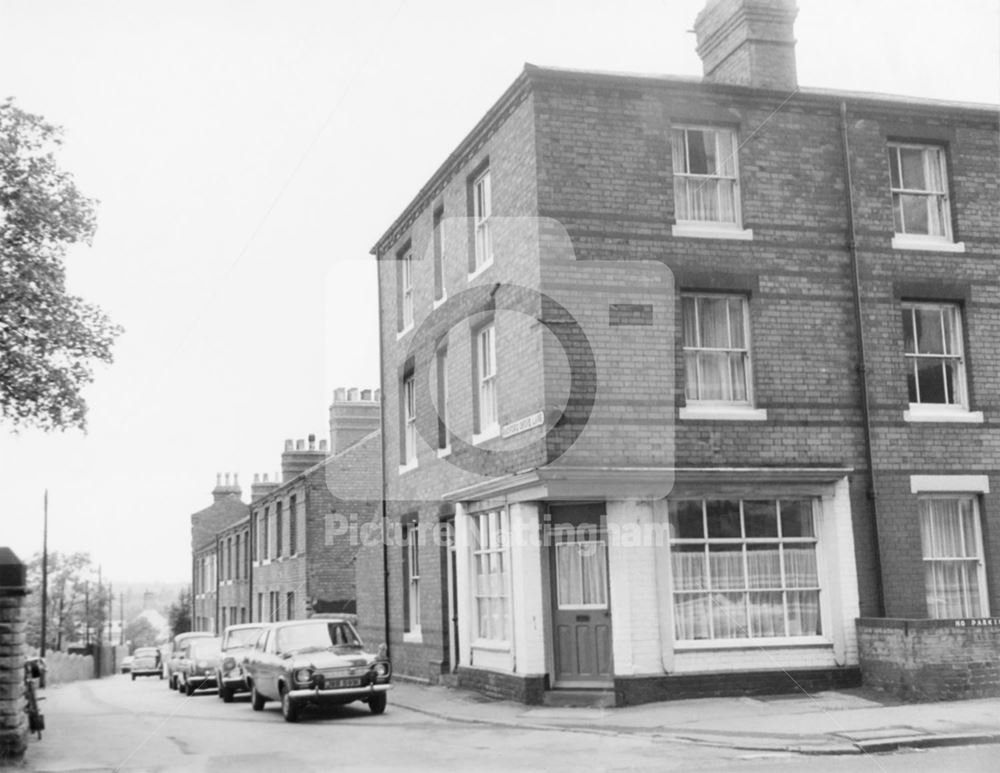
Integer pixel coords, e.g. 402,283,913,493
248,516,255,623
840,101,885,617
375,251,392,654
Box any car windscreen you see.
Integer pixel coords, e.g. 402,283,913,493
189,641,222,658
227,627,265,648
135,649,158,657
275,622,361,653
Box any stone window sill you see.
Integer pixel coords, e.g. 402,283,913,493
904,407,983,424
680,405,768,421
672,222,754,241
892,235,965,253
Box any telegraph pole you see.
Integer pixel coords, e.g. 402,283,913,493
40,490,49,657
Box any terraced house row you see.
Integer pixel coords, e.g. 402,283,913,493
191,0,1000,706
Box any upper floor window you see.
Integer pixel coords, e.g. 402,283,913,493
436,344,450,452
901,302,968,410
472,169,493,273
919,496,988,618
397,248,414,333
682,294,752,405
401,372,417,467
275,501,284,558
474,323,498,437
888,143,955,246
433,206,446,302
289,494,297,556
672,127,740,227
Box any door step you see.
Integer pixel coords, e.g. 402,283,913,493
542,689,616,709
438,673,460,688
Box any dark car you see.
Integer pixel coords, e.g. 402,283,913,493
130,647,163,680
165,631,215,689
216,623,269,702
174,637,223,696
243,618,390,722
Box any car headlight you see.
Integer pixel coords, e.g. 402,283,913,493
293,668,313,684
222,657,236,672
196,660,209,669
370,661,391,679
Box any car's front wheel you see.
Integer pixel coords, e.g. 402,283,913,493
185,678,195,696
131,673,136,682
250,684,265,711
279,685,299,723
368,693,387,715
220,684,234,703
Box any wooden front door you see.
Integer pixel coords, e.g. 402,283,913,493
551,524,612,686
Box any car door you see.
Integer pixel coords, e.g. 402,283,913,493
256,629,280,699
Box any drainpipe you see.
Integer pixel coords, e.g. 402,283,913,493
375,251,392,654
215,534,221,634
840,100,885,617
248,517,254,623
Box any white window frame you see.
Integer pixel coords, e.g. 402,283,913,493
433,207,447,306
401,373,417,470
471,509,511,645
680,293,765,421
436,345,450,456
900,302,981,423
888,142,963,251
472,169,493,275
404,523,421,640
473,323,499,442
918,495,989,619
671,125,752,240
668,498,825,646
398,249,414,336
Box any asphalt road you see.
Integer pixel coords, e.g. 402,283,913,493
22,675,1000,772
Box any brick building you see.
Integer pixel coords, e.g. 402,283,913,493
369,0,999,704
189,389,382,636
191,473,247,632
249,388,381,627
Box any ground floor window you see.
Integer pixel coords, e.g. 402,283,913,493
471,509,510,643
668,498,821,641
919,496,989,618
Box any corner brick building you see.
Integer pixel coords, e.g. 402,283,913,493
368,0,999,704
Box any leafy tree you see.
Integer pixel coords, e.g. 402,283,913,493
168,587,192,638
0,99,122,431
24,550,105,650
124,616,159,649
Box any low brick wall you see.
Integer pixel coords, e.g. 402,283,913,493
858,617,1000,701
614,667,861,707
455,667,546,705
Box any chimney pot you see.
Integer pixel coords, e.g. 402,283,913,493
296,439,305,450
308,433,316,450
216,473,221,486
253,473,260,483
348,387,360,402
285,439,293,451
319,439,328,452
334,387,347,402
234,472,239,486
374,388,381,403
361,388,372,401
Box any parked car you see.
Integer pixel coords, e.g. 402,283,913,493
165,631,215,689
216,623,269,703
174,637,223,696
120,655,135,674
243,617,391,722
130,647,163,680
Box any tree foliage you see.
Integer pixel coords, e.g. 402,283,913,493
124,615,159,649
0,99,122,431
25,550,108,651
168,587,192,639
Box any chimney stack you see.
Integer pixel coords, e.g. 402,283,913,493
212,471,243,503
281,436,328,482
251,472,281,503
329,386,381,455
694,0,798,92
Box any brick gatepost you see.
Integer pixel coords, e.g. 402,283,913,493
0,548,28,764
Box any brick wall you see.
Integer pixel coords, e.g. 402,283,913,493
858,617,1000,701
456,666,546,704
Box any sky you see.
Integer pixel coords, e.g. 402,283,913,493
1,0,998,584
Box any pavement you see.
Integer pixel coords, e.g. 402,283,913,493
388,681,1000,756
